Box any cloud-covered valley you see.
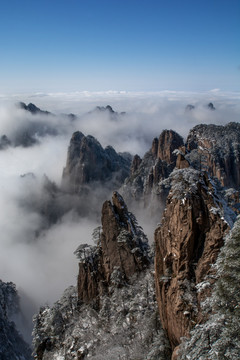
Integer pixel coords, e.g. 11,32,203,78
0,90,239,342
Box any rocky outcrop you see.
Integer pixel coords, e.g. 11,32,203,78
31,121,240,360
123,122,240,200
207,102,215,110
186,122,240,188
130,154,142,174
185,104,195,111
154,168,231,353
89,105,126,119
157,130,184,164
18,102,51,115
0,280,32,360
75,191,151,306
62,131,131,194
32,193,170,360
122,129,184,203
19,101,77,120
0,102,61,149
175,151,190,169
98,105,114,112
0,134,11,150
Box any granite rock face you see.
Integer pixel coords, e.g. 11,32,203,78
62,131,131,194
123,123,240,208
122,130,184,204
32,193,171,360
186,122,240,189
30,121,240,360
154,168,231,353
76,191,151,307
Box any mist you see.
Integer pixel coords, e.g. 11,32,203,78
0,90,239,342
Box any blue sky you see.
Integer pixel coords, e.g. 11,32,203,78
0,0,239,93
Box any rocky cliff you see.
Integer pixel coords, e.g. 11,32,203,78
122,129,184,205
186,122,240,189
0,280,32,360
18,102,52,115
154,168,232,355
123,123,240,209
32,192,170,360
62,131,131,194
76,191,151,307
31,122,240,360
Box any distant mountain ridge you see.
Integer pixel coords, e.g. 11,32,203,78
18,102,52,115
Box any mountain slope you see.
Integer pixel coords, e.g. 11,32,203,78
0,280,32,360
32,192,170,360
154,168,231,353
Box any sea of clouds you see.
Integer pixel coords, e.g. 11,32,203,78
0,90,239,341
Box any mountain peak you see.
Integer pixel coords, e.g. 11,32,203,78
18,102,51,115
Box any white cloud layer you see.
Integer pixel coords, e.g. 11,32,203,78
0,90,239,340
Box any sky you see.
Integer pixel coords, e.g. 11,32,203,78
0,0,239,93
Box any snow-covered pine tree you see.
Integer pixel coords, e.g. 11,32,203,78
178,216,240,360
92,225,102,245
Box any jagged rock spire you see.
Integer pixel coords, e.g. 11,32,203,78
62,131,131,194
154,168,231,351
77,191,151,306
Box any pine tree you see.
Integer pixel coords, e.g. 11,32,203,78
92,226,102,245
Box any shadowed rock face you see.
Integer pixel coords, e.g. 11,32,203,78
76,192,151,307
156,130,184,164
18,102,52,115
175,152,190,169
62,131,131,194
0,134,11,149
207,102,215,110
154,169,230,351
0,280,32,360
130,154,142,175
122,129,184,203
101,192,150,280
186,122,240,189
0,102,59,150
32,194,170,360
18,102,51,115
123,122,240,209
